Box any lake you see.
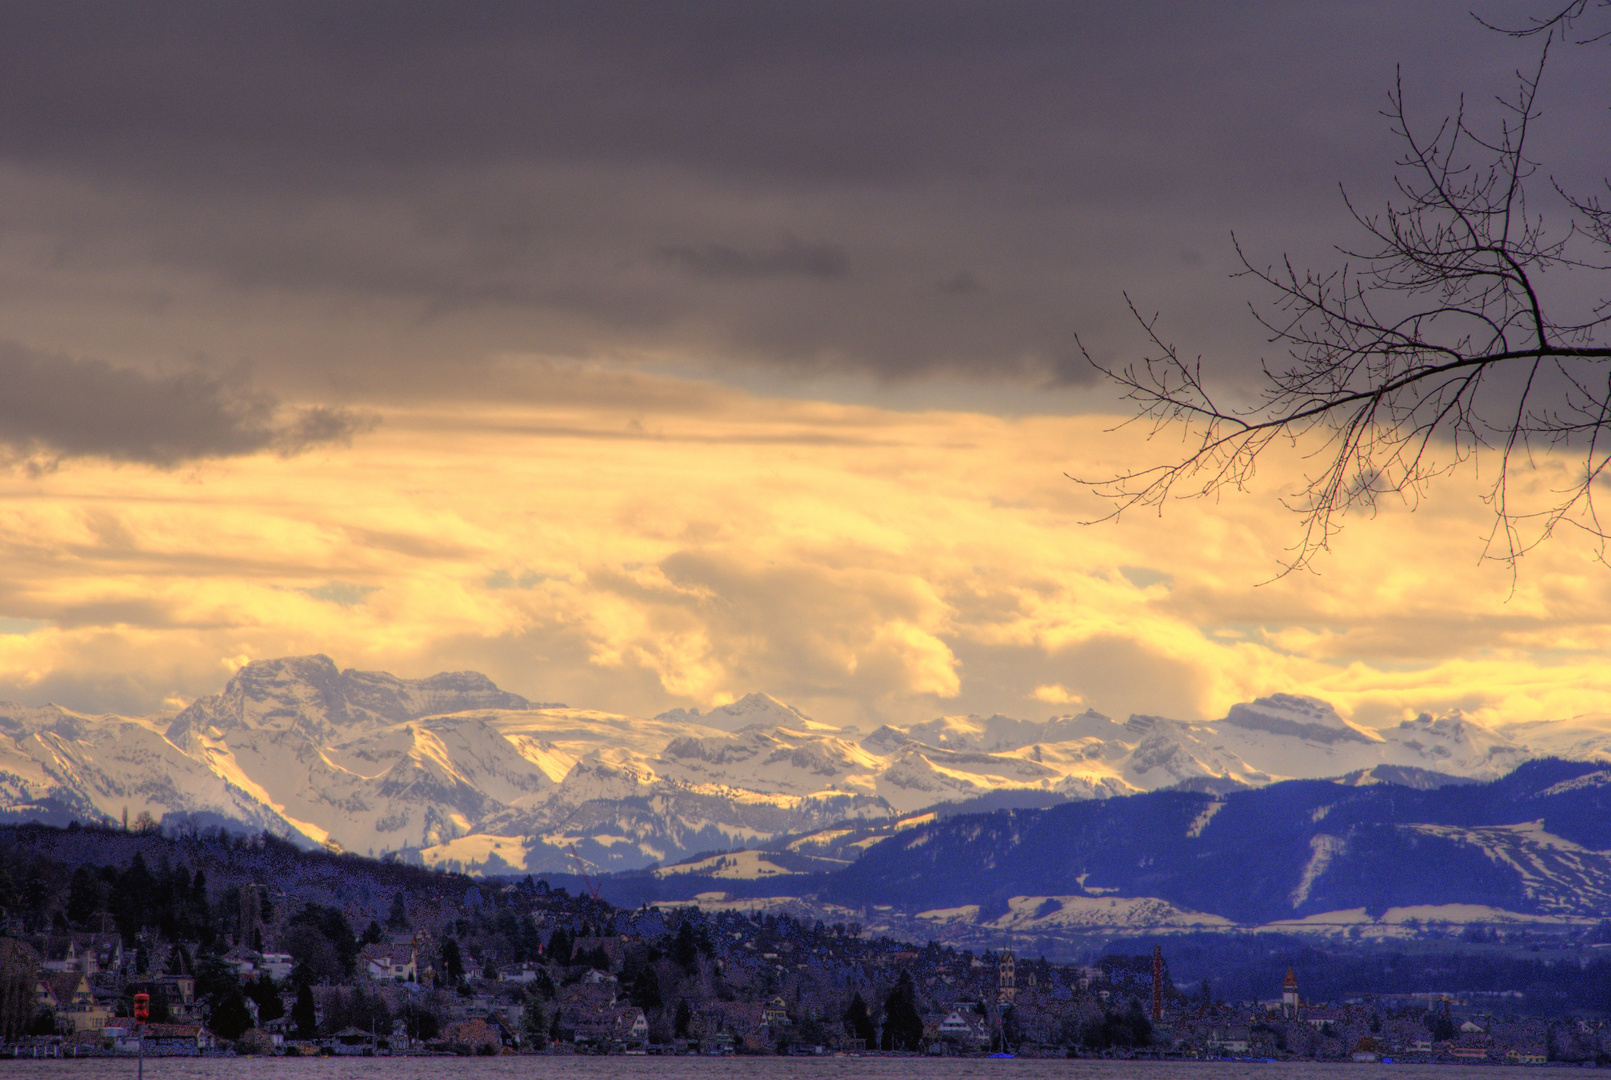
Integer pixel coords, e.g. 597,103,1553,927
0,1060,1532,1080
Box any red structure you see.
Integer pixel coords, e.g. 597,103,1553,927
567,843,603,901
1151,945,1162,1021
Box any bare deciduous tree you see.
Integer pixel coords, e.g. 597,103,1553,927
1080,3,1611,574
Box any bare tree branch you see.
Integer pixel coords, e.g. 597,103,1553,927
1079,13,1611,577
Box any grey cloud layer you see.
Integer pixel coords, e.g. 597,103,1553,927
0,2,1601,405
0,341,370,466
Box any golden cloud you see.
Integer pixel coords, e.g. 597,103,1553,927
0,367,1604,729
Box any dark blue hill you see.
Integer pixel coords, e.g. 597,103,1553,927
820,759,1611,923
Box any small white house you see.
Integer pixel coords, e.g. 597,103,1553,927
260,953,294,981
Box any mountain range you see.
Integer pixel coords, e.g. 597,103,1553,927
0,654,1607,884
586,758,1611,960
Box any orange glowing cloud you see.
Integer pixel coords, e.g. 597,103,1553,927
0,365,1606,731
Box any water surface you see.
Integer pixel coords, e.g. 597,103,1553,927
0,1059,1522,1080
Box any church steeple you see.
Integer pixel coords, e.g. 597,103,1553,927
997,941,1016,1005
1281,966,1300,1017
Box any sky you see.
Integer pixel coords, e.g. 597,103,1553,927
0,2,1608,730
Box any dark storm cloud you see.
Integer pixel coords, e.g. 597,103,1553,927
0,1,1600,399
0,341,371,467
658,236,849,281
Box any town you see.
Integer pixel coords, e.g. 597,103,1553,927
1,821,1608,1061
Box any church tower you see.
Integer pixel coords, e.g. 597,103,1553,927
997,945,1016,1005
1281,966,1300,1017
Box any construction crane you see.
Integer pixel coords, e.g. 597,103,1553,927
567,843,603,901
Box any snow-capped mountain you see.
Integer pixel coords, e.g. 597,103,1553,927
0,655,1607,877
1496,713,1611,763
655,693,839,734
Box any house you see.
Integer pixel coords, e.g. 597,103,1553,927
1303,1008,1345,1031
761,997,790,1026
362,942,417,982
324,1026,375,1055
103,1026,141,1054
568,1004,648,1047
498,962,542,984
41,939,89,974
141,1023,216,1056
557,981,617,1014
259,953,294,981
1211,1025,1252,1053
154,975,198,1020
60,974,113,1032
936,1009,988,1047
694,1001,766,1045
35,975,65,1021
222,947,259,978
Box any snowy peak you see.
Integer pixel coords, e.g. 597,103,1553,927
895,713,1049,752
655,692,822,733
658,725,883,798
1497,714,1611,763
1380,709,1528,776
0,702,96,741
867,709,1121,755
9,654,1611,879
166,654,535,742
1219,694,1381,745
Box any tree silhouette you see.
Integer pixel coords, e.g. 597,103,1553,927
880,971,924,1051
386,892,409,931
842,991,875,1047
292,982,318,1041
208,990,254,1041
1083,3,1611,573
440,938,465,983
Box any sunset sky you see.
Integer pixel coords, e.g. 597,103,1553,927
0,2,1607,730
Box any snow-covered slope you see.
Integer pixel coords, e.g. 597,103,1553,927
3,656,1611,877
656,692,842,734
1497,714,1611,763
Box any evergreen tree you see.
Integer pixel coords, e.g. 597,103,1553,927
521,995,546,1041
193,870,214,946
65,866,103,927
546,928,572,966
115,853,153,943
672,921,700,973
880,971,924,1051
440,937,465,982
288,902,359,977
209,990,254,1041
674,998,691,1039
843,991,875,1047
629,964,661,1010
519,917,544,962
0,939,38,1041
245,977,283,1024
386,892,409,931
292,983,318,1041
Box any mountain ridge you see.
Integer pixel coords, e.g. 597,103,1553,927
1,654,1607,879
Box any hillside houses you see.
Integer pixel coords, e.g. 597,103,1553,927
1,821,1609,1059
